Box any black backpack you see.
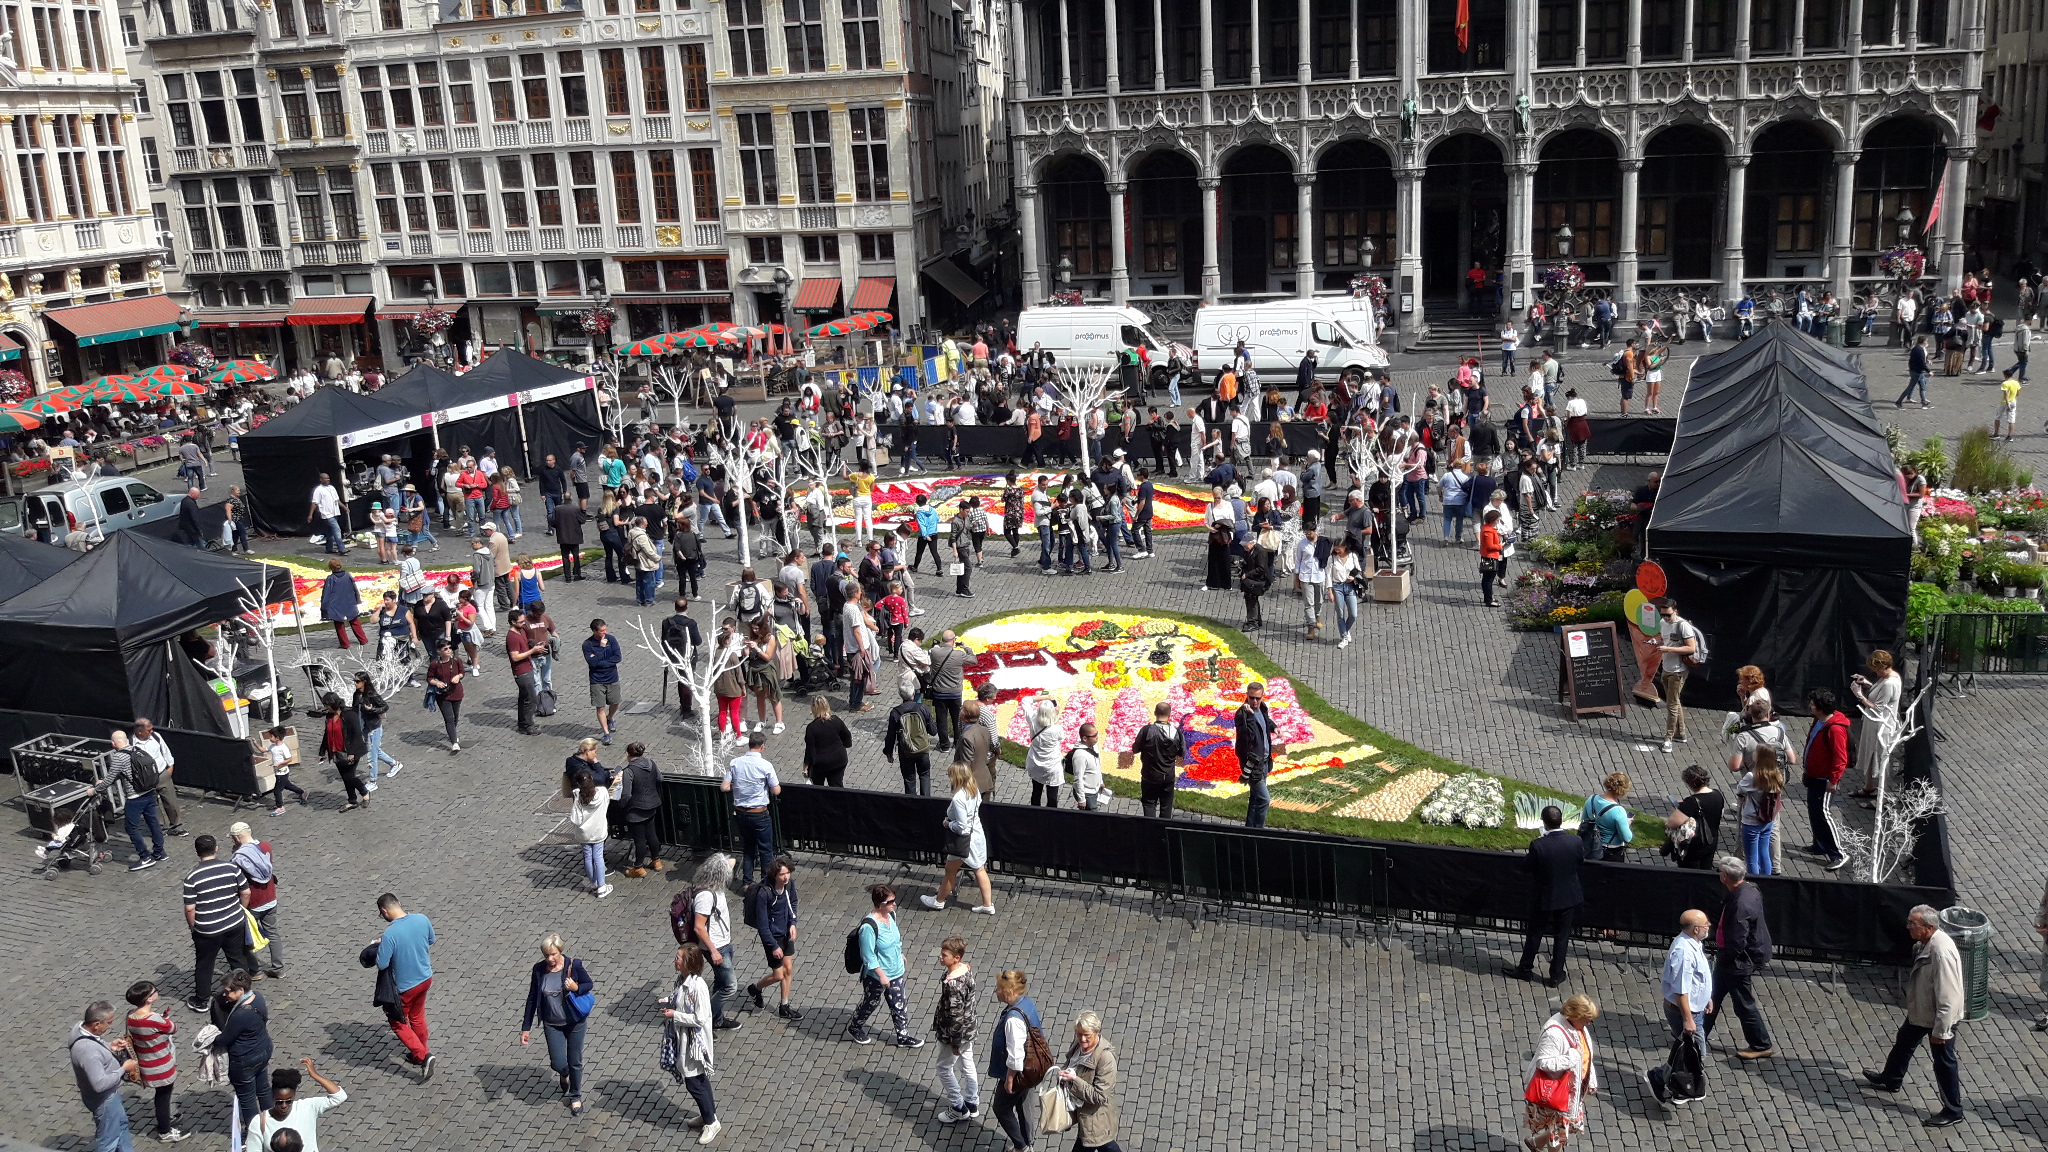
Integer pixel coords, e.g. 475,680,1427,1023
736,583,762,614
739,882,762,928
843,916,876,974
127,747,160,793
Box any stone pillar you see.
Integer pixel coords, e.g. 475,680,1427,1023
1200,0,1215,120
1200,174,1221,302
1507,160,1538,318
1348,0,1360,78
1152,0,1166,89
1938,145,1969,292
1019,184,1045,303
1395,161,1424,340
1618,157,1643,325
1295,170,1316,298
1249,0,1262,85
1108,180,1130,305
1830,149,1860,305
1297,0,1312,84
1723,153,1749,305
1059,0,1074,96
1735,0,1753,58
1105,0,1121,95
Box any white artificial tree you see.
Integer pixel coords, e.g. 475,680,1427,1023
630,615,748,778
225,567,284,737
709,436,755,566
1838,678,1939,883
785,441,839,556
1044,365,1125,479
1344,424,1408,575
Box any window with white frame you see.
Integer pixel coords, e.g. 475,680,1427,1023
791,109,832,204
735,111,777,205
849,107,889,202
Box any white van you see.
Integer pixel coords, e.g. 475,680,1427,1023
1196,300,1389,387
1014,305,1172,386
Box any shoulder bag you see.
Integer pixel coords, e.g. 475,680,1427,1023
1524,1024,1578,1111
1037,1074,1074,1134
565,960,596,1021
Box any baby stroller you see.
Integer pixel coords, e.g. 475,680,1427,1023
34,794,115,880
779,624,835,692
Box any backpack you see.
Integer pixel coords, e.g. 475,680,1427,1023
127,747,160,793
1578,796,1616,852
843,916,876,974
736,583,762,614
669,888,698,946
900,707,932,756
1608,354,1626,377
1674,618,1709,669
739,882,761,929
1061,746,1078,777
1008,1006,1056,1090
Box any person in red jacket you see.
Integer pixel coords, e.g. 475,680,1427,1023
1801,687,1852,871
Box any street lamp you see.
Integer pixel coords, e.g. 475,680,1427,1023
586,276,613,365
770,266,794,361
1895,204,1916,246
1555,223,1573,260
1361,236,1377,268
1551,223,1575,352
1057,255,1073,286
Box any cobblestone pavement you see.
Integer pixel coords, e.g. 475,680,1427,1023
10,336,2044,1151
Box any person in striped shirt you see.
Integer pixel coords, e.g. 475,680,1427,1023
125,981,189,1143
181,835,251,1011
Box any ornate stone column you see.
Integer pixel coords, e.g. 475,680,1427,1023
1394,159,1424,342
1019,183,1045,303
1938,145,1969,292
1507,159,1538,318
1295,170,1316,298
1105,0,1121,95
1723,153,1749,306
1108,179,1130,305
1200,174,1221,302
1830,149,1860,305
1618,157,1643,324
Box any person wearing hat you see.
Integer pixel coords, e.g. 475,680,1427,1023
397,483,435,551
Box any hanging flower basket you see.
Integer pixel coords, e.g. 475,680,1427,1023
1043,290,1084,307
411,305,455,336
1877,247,1926,281
1348,274,1388,306
580,306,618,335
0,369,29,404
1541,264,1586,294
166,342,218,372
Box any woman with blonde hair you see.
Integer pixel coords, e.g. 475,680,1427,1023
1522,994,1599,1150
920,760,994,915
1736,748,1785,877
742,617,785,734
520,934,595,1114
1848,648,1902,805
567,770,612,898
1058,1011,1121,1151
658,943,721,1144
1024,696,1064,807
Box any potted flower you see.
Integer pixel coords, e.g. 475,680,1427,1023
2012,563,2046,600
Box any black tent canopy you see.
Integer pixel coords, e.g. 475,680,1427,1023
461,350,602,474
0,532,81,601
379,360,526,468
239,387,431,533
0,532,294,731
1649,324,1911,705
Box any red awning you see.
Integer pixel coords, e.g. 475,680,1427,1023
42,294,185,347
850,276,896,310
286,295,375,326
197,310,289,329
0,331,19,351
792,277,842,312
616,293,733,305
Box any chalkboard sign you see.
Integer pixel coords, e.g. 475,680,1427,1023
1558,621,1627,718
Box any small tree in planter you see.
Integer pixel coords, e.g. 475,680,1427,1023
629,614,747,777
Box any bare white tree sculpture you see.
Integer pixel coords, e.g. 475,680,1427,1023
1044,365,1126,478
630,614,748,778
1839,678,1939,883
708,436,756,566
1343,425,1408,575
227,568,284,736
785,442,839,556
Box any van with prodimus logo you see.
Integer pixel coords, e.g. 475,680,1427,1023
1013,305,1174,388
1195,299,1389,387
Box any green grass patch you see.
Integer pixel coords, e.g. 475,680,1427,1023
966,604,1665,853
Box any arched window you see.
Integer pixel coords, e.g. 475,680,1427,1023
1043,155,1110,278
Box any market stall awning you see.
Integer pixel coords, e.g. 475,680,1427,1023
0,331,20,361
793,277,842,312
618,293,734,305
43,294,184,347
850,277,896,310
196,310,288,329
286,296,375,326
920,258,987,306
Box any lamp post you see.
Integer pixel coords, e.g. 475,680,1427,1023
770,265,793,363
1057,255,1074,287
1551,223,1574,353
586,277,613,367
1889,205,1919,346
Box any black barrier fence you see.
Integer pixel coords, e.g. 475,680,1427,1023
1928,611,2048,677
657,776,1952,965
1584,416,1676,456
0,710,261,798
903,423,1337,469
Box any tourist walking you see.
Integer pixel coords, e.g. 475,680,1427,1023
130,717,183,838
1644,910,1712,1105
884,685,937,795
108,730,165,870
566,770,612,898
1521,995,1600,1150
1059,1012,1122,1152
210,969,274,1120
351,672,401,788
989,970,1047,1151
1580,772,1633,861
372,892,437,1079
722,732,780,885
583,619,624,745
229,823,285,977
320,560,367,650
1236,681,1279,827
1653,597,1700,752
1504,804,1585,986
921,761,995,915
71,1001,140,1152
802,696,853,786
1703,855,1775,1059
1024,697,1063,807
245,1059,346,1152
124,982,188,1143
843,587,881,713
686,853,741,1031
520,935,595,1114
1131,701,1184,818
1663,766,1723,870
1479,508,1506,606
182,833,252,1010
425,639,466,752
1735,750,1785,876
660,943,722,1144
931,937,981,1124
316,692,370,811
1863,905,1967,1127
617,743,665,877
848,884,923,1047
746,857,801,1020
959,697,999,799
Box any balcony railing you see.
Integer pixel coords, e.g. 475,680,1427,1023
467,232,494,254
73,222,102,250
507,229,533,252
797,206,835,230
644,116,672,139
539,226,565,250
693,223,722,248
425,128,448,150
494,123,520,148
297,242,330,264
616,225,644,248
333,241,363,263
0,229,19,258
259,248,287,269
575,226,601,249
565,118,592,143
367,131,389,154
409,234,433,255
527,122,553,145
454,126,480,149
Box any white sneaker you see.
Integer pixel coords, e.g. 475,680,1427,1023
697,1120,722,1144
920,894,946,910
387,763,403,776
771,722,785,735
365,782,379,792
595,884,614,899
449,741,461,753
911,608,928,616
1337,634,1353,650
971,904,996,915
1661,739,1674,753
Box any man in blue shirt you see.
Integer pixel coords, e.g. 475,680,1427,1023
373,893,436,1080
1897,335,1933,408
721,733,781,885
1646,909,1713,1105
582,619,623,745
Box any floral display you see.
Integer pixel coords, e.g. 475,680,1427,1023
1541,263,1586,294
956,609,1617,849
1347,273,1388,306
814,473,1208,535
0,369,29,404
166,342,218,372
1506,491,1637,630
580,305,618,335
1418,773,1506,828
1877,247,1927,281
411,306,456,336
252,552,577,628
1043,290,1085,307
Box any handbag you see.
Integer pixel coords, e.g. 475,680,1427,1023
948,561,966,576
1524,1025,1578,1111
1479,556,1501,577
1036,1076,1074,1134
565,960,596,1021
941,816,972,859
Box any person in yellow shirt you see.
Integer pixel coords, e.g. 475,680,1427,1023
849,469,878,541
1994,369,2023,441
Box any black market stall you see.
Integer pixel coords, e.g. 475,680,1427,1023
238,387,432,534
376,361,528,469
459,349,605,474
0,532,294,796
1647,324,1912,707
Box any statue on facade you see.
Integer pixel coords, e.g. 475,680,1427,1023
1400,94,1418,141
1514,92,1532,137
0,35,18,88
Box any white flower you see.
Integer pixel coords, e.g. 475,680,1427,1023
1418,772,1506,829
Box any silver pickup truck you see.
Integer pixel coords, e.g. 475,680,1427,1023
0,476,187,542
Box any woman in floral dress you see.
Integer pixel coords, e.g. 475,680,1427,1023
1001,473,1027,558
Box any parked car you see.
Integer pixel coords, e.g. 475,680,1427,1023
0,476,186,541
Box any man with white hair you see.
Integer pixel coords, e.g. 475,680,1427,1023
1645,908,1713,1105
1703,854,1775,1060
1863,904,1967,1127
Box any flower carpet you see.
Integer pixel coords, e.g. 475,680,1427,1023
956,608,1654,850
821,473,1209,535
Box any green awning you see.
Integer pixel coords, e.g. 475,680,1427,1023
0,332,20,361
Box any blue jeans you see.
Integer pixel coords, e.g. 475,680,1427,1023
1167,371,1183,406
1742,820,1774,876
534,653,554,693
1501,350,1516,376
365,725,399,781
543,1018,587,1101
581,841,606,890
1038,529,1055,572
542,493,561,527
1442,504,1469,541
1332,584,1358,639
735,809,774,885
465,496,486,533
1399,478,1427,519
1060,538,1092,573
322,516,346,553
900,442,921,471
1242,756,1272,827
1098,522,1120,567
635,568,659,605
93,1091,133,1152
1896,371,1930,405
708,947,736,1025
124,791,164,861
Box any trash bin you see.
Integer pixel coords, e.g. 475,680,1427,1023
1938,906,1995,1021
1825,317,1844,346
1843,321,1863,347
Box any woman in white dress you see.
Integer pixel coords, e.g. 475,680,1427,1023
1848,649,1903,806
920,760,994,915
1024,697,1064,808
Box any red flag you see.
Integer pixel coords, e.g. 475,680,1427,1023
1922,180,1943,236
1456,0,1471,51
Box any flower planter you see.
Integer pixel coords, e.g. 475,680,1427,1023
2001,586,2018,598
2027,588,2042,600
1371,569,1412,603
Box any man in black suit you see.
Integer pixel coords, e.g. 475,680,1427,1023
1503,804,1585,986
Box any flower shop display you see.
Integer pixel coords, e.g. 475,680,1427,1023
816,473,1208,535
1876,247,1926,281
0,369,29,404
1418,772,1506,829
1540,263,1586,295
956,608,1651,850
580,306,618,336
411,306,456,336
1347,273,1388,306
1504,491,1637,630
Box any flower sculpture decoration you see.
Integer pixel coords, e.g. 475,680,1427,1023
580,305,618,335
412,305,455,336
